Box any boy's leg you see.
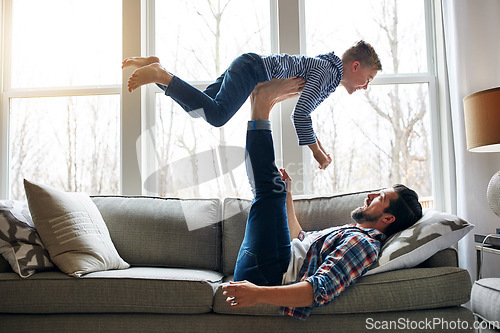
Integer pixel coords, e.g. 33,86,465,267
165,53,267,127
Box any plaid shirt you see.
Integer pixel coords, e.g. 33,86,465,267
280,225,386,320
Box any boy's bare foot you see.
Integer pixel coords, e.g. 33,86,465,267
122,56,160,70
127,63,173,92
250,77,306,120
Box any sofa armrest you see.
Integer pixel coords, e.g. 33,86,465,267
417,247,458,268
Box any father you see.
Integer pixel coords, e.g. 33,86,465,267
222,78,423,320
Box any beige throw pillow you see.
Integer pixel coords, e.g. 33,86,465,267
24,180,129,277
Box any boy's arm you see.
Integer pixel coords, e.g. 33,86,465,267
279,168,302,239
222,280,314,308
292,70,332,169
308,140,332,169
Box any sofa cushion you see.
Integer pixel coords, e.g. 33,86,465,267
471,278,500,325
213,267,471,316
24,180,130,277
0,267,223,314
365,210,474,275
91,196,222,271
222,191,370,275
0,200,54,277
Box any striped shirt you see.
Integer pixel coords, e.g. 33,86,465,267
280,225,385,320
261,52,344,146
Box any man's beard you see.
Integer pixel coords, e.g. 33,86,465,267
351,207,382,223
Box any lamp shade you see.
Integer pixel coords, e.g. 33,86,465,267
463,87,500,152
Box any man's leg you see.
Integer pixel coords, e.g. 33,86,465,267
233,78,305,286
233,120,290,286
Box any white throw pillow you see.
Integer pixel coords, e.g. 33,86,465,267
365,209,474,275
24,179,129,277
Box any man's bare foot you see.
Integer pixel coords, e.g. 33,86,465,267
250,77,306,120
127,63,173,92
122,56,160,70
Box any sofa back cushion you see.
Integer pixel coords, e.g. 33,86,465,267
222,190,370,276
92,196,221,271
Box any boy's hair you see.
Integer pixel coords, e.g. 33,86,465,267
382,184,423,238
342,40,382,71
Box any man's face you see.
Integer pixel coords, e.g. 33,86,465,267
351,188,398,223
342,62,378,95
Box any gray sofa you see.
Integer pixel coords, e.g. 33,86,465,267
0,190,474,332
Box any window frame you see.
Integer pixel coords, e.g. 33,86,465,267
0,0,447,211
0,0,122,198
297,0,445,209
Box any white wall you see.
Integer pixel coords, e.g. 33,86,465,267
443,0,500,279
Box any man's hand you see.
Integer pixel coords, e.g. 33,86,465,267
222,280,314,308
279,168,292,192
222,280,262,308
309,140,332,169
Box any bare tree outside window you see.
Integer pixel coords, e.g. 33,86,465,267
9,96,120,201
153,0,271,199
306,0,432,203
7,0,122,200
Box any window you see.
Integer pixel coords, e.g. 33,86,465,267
1,0,441,208
304,0,435,206
148,0,272,198
2,0,122,200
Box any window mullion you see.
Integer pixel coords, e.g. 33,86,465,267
1,0,13,199
121,0,143,195
277,0,306,195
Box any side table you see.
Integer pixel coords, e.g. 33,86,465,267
473,234,500,331
475,233,500,280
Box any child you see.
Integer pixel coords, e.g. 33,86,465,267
123,41,382,169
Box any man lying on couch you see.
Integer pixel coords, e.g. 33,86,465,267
222,77,423,320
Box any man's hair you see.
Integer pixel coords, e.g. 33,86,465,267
383,184,422,238
342,40,382,71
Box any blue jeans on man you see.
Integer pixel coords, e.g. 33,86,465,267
233,120,291,286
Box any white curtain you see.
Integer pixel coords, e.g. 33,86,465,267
441,0,500,279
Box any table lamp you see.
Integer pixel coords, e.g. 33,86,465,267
463,87,500,221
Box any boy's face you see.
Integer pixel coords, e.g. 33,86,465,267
341,61,378,94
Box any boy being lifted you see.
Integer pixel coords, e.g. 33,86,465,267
123,41,382,170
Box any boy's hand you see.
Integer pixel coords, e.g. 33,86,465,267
313,149,332,169
309,140,332,169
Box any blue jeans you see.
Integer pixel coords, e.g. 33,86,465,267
158,53,268,127
233,120,291,286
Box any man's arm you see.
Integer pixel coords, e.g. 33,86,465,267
279,168,302,239
222,280,313,308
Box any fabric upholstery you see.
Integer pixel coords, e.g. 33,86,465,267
366,210,473,275
0,200,54,277
417,247,458,268
24,180,129,277
91,196,222,271
0,267,222,314
214,267,471,315
471,278,500,325
0,307,475,333
0,192,474,332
